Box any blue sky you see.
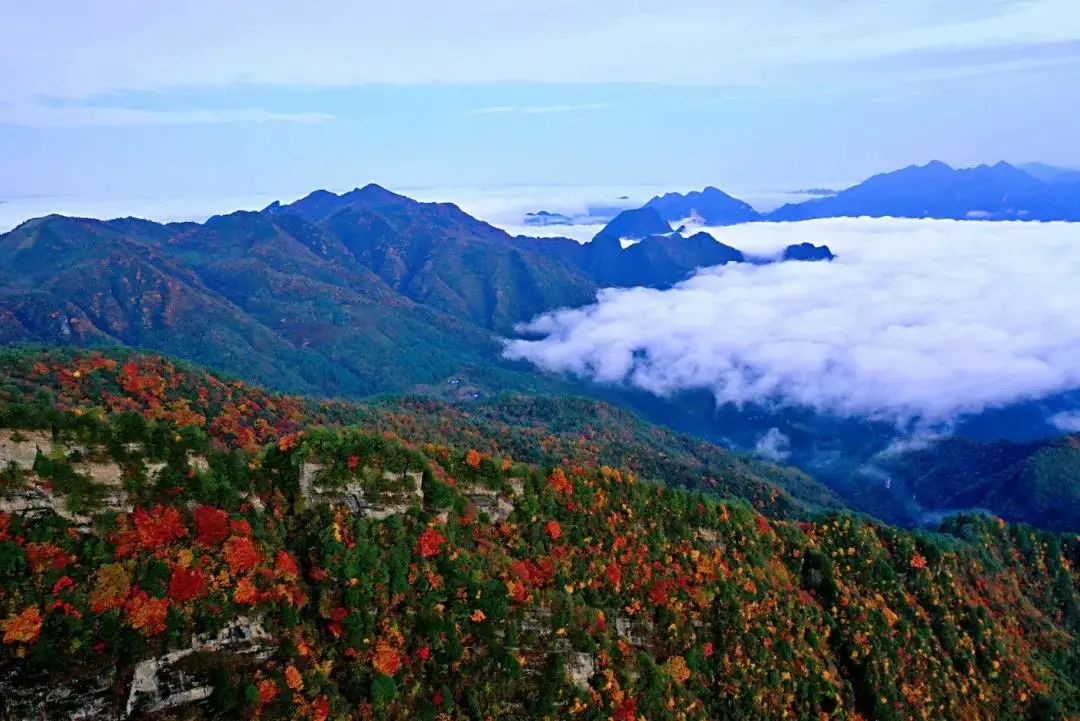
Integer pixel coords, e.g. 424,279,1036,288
2,0,1080,220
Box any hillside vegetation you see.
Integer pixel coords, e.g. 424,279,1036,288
0,348,1076,720
0,188,595,398
874,435,1080,533
0,348,838,517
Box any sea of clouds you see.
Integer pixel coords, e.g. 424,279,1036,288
504,217,1080,427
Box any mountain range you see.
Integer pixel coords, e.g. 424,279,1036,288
1,179,1079,535
0,186,613,398
528,161,1080,226
0,189,818,399
765,160,1080,222
517,207,831,288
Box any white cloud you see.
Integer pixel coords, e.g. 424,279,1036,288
754,428,791,462
470,103,612,115
497,223,606,245
1049,411,1080,432
0,104,333,128
505,218,1080,424
874,434,944,459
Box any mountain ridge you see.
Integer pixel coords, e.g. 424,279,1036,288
646,186,761,225
587,160,1080,227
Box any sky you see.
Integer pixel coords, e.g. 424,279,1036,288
3,0,1080,225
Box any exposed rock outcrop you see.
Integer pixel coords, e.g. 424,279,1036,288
125,616,273,717
461,484,516,523
694,527,724,549
299,461,423,519
566,651,597,690
616,613,654,648
0,618,272,720
0,429,55,468
0,666,114,721
0,430,132,529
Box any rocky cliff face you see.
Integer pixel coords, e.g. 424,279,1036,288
298,461,425,519
0,430,130,529
125,617,273,717
1,617,273,720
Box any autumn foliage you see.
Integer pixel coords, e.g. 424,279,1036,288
194,505,230,546
416,526,446,558
2,606,43,645
0,348,1076,721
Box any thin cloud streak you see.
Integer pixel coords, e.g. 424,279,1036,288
1050,411,1080,432
470,103,613,115
0,104,334,128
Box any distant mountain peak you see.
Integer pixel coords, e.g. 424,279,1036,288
645,186,760,225
923,159,953,171
300,188,339,201
262,183,420,223
523,210,576,227
351,183,408,202
593,207,671,241
781,242,835,262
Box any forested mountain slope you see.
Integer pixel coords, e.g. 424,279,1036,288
0,347,1076,720
0,185,811,398
0,348,838,517
0,188,596,398
874,434,1080,532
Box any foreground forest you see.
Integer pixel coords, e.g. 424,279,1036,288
0,348,1077,720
